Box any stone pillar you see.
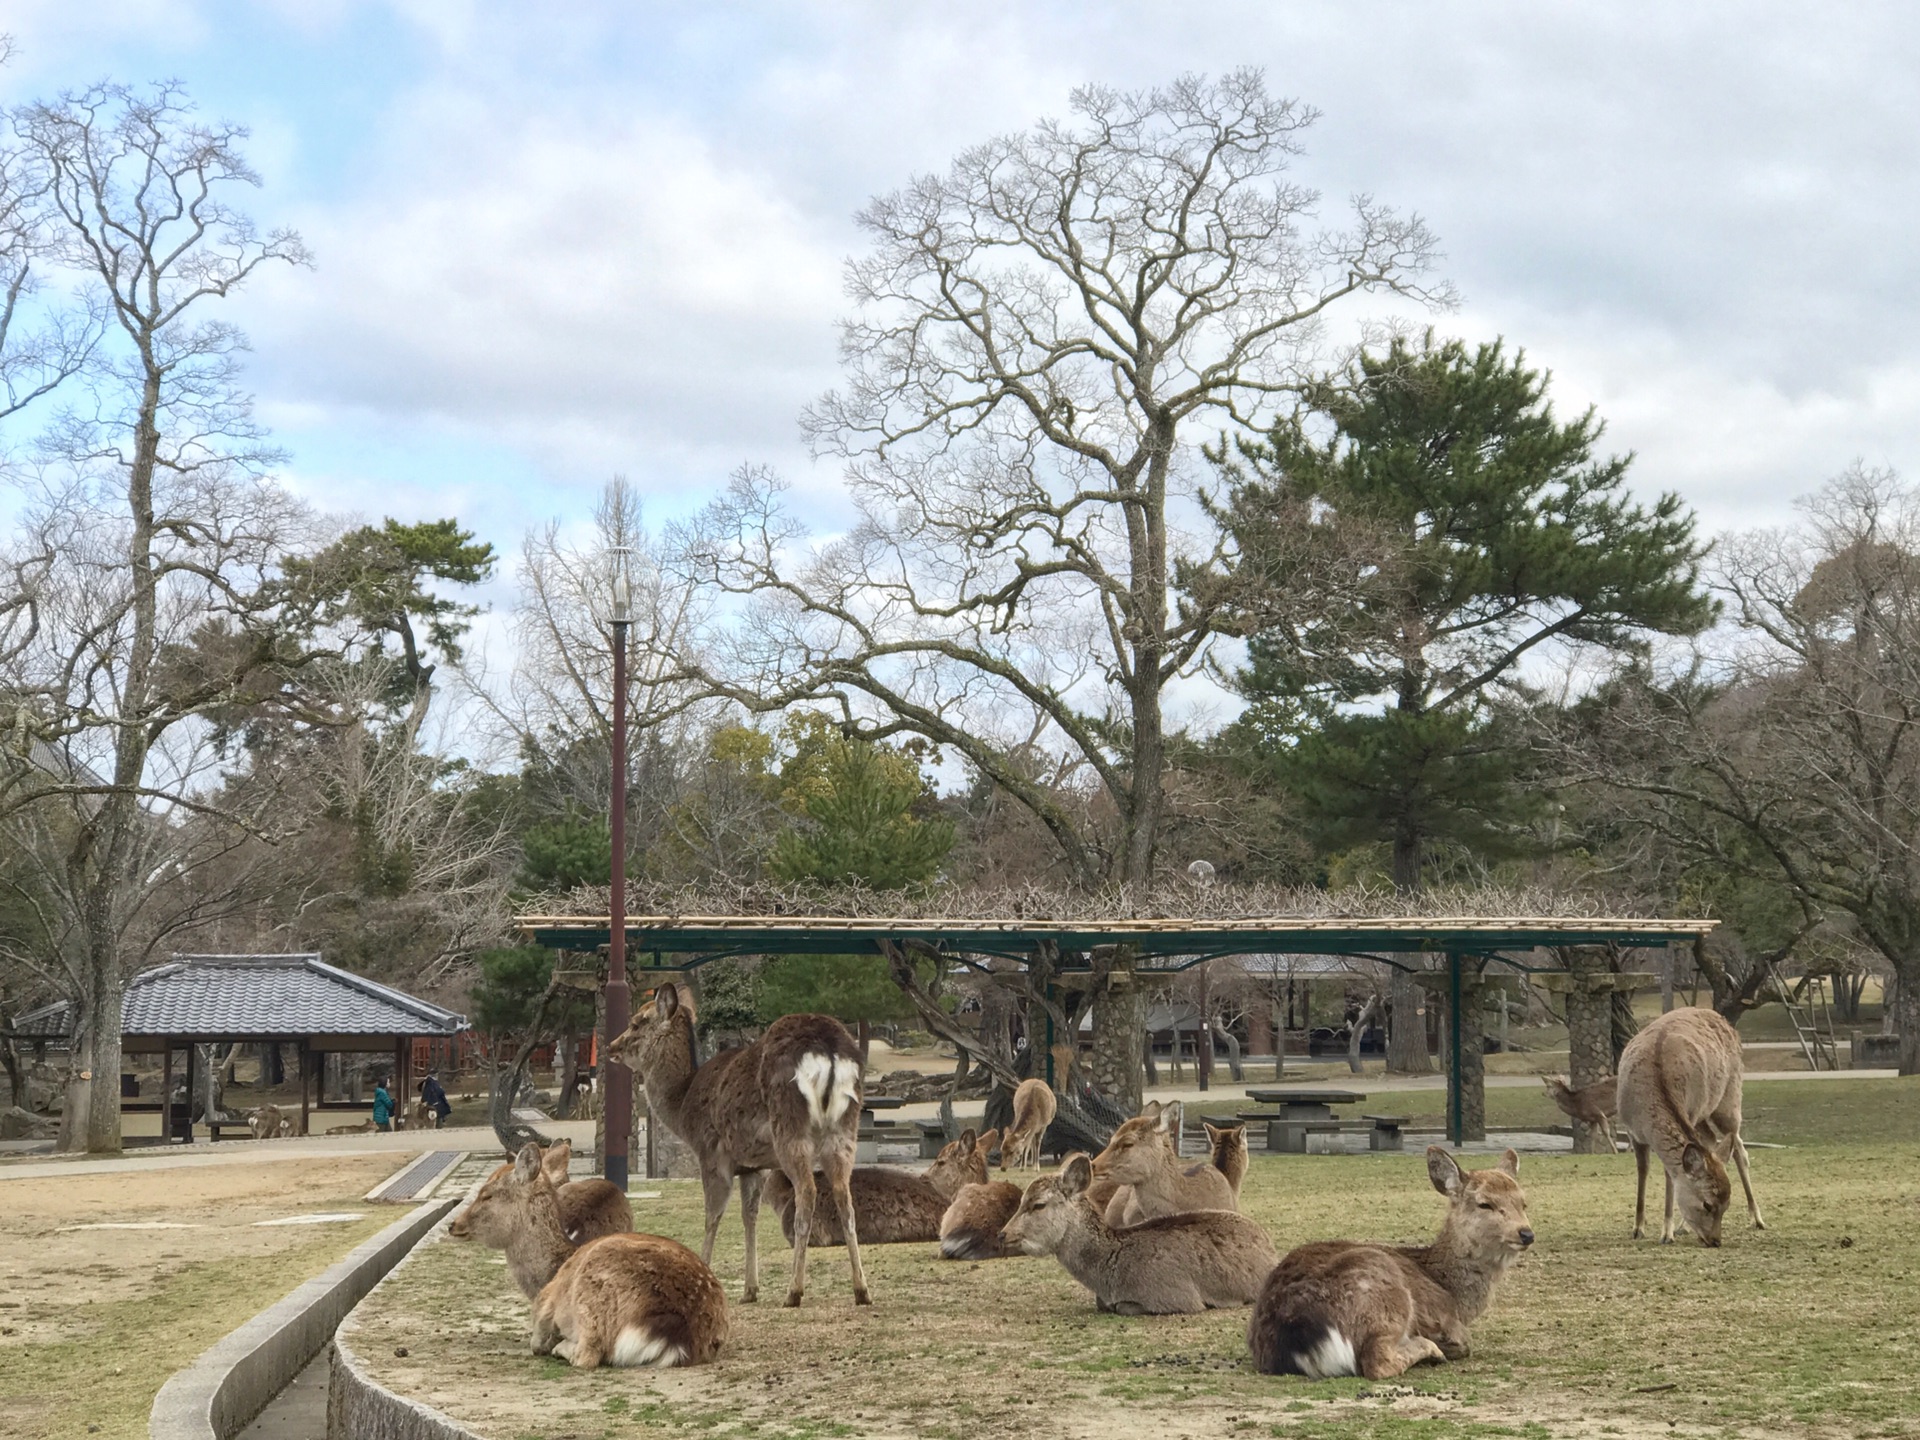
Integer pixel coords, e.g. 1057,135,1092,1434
1565,946,1614,1154
1087,952,1144,1112
1439,959,1487,1144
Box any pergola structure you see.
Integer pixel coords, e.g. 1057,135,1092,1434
11,953,467,1141
521,912,1717,1145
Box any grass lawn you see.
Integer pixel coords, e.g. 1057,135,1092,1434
348,1076,1920,1440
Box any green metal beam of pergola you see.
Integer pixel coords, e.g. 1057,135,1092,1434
519,912,1716,1147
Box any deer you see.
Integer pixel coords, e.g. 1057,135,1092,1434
938,1128,1025,1259
1002,1154,1278,1313
1249,1148,1534,1379
1542,1074,1619,1151
450,1143,727,1368
1000,1078,1058,1170
1090,1100,1239,1227
762,1126,990,1246
247,1104,288,1140
1206,1120,1250,1194
1616,1007,1765,1246
607,982,869,1306
461,1140,632,1245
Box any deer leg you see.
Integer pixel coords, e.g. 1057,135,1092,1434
698,1163,733,1270
738,1170,765,1303
1632,1142,1650,1238
529,1308,562,1356
1660,1167,1679,1244
822,1148,871,1306
1729,1134,1766,1229
777,1154,816,1308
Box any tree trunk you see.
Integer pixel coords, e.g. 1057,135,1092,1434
1346,994,1378,1076
1451,970,1487,1144
1386,830,1434,1075
1895,964,1920,1077
556,1032,579,1119
1209,1023,1244,1082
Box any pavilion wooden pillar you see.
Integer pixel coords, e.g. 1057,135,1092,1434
161,1042,175,1144
394,1038,411,1125
183,1043,199,1144
299,1045,313,1136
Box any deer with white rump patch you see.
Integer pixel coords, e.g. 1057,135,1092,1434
607,983,870,1306
1249,1147,1534,1380
1002,1153,1277,1313
1616,1006,1765,1246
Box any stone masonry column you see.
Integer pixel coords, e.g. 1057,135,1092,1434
1086,950,1145,1112
1565,946,1614,1155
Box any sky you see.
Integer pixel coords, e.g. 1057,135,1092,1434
3,1,1918,720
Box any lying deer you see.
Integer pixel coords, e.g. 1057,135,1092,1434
1001,1078,1058,1170
451,1143,727,1368
460,1139,632,1245
939,1128,1025,1260
1617,1007,1765,1245
762,1126,989,1246
1249,1148,1534,1379
1002,1153,1278,1313
1091,1101,1239,1226
1542,1074,1619,1151
608,983,869,1306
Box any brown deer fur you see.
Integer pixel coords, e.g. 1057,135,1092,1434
763,1126,990,1246
1002,1154,1278,1313
608,983,869,1306
1616,1007,1765,1245
1001,1078,1058,1169
937,1129,1022,1259
1205,1120,1249,1194
1542,1074,1619,1150
461,1141,633,1247
1092,1101,1238,1226
1249,1148,1534,1379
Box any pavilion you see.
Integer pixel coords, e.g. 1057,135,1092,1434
9,953,467,1140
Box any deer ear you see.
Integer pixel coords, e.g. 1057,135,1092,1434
1426,1145,1465,1198
512,1143,543,1183
1059,1153,1092,1196
1203,1120,1222,1142
1158,1102,1178,1134
654,984,680,1019
958,1128,976,1151
1499,1148,1520,1177
1680,1142,1711,1179
1140,1100,1161,1122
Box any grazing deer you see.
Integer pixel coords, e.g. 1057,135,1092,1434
451,1143,727,1367
1002,1154,1278,1313
1542,1074,1619,1151
1091,1100,1239,1227
608,983,869,1306
1000,1078,1058,1170
938,1129,1024,1259
1617,1007,1765,1246
1249,1148,1534,1379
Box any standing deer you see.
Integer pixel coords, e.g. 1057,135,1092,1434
1249,1148,1534,1379
608,983,869,1306
1542,1074,1619,1151
1616,1007,1765,1246
1090,1100,1239,1226
1000,1078,1058,1169
762,1127,990,1245
1002,1153,1278,1313
450,1143,727,1367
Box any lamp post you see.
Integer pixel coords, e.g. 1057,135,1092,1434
602,545,633,1191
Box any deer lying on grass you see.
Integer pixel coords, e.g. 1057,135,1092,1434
451,1143,727,1367
1249,1148,1534,1379
939,1128,1025,1259
1091,1101,1239,1227
763,1127,989,1245
608,983,869,1306
1002,1153,1278,1313
1542,1074,1619,1150
1000,1078,1058,1169
1617,1007,1765,1246
459,1139,632,1245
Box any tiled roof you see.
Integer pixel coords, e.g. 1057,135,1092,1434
9,954,467,1040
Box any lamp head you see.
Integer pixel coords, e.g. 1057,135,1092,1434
608,544,633,625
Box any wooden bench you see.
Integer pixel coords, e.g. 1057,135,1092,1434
1361,1114,1409,1152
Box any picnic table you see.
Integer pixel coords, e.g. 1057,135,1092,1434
1241,1087,1369,1154
856,1094,908,1162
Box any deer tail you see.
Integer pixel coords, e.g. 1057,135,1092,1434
1249,1301,1358,1378
792,1052,862,1128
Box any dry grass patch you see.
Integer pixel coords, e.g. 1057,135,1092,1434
352,1078,1920,1440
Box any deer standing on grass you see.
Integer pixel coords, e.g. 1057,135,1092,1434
450,1143,727,1367
608,983,869,1306
1000,1078,1058,1170
1090,1101,1239,1226
1002,1154,1278,1313
1249,1148,1534,1379
763,1127,990,1245
1542,1074,1619,1151
1616,1007,1765,1246
939,1128,1025,1259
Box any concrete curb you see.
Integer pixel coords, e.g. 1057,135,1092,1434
149,1195,459,1440
326,1194,486,1440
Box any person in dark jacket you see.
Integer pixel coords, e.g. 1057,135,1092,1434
419,1072,452,1128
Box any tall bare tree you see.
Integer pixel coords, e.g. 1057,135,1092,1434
677,71,1449,889
0,83,310,1150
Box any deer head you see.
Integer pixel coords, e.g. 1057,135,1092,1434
1089,1101,1174,1185
1674,1141,1733,1245
1003,1153,1095,1256
925,1128,989,1198
1428,1146,1534,1262
608,982,697,1077
448,1143,553,1246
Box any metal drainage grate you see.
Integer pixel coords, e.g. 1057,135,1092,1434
367,1149,465,1203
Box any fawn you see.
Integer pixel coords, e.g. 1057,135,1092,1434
1000,1078,1058,1169
1542,1074,1619,1151
1002,1153,1278,1313
939,1128,1025,1259
1249,1147,1534,1379
1091,1100,1238,1226
608,983,869,1306
1617,1007,1765,1245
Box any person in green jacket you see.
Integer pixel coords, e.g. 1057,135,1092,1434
372,1076,394,1132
